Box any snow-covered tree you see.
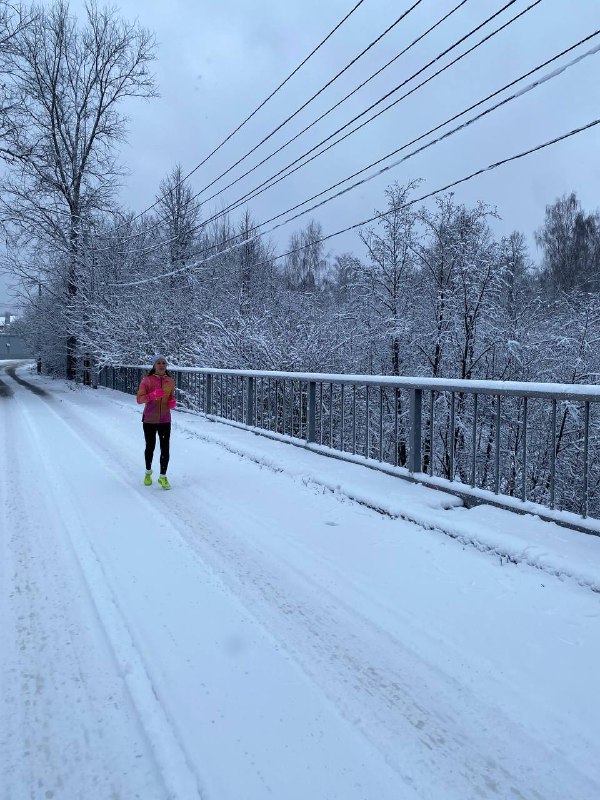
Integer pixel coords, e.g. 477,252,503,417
284,220,328,291
0,0,156,377
535,192,600,294
155,164,202,283
357,181,420,377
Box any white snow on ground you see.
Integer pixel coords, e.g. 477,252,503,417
1,361,600,800
171,409,600,590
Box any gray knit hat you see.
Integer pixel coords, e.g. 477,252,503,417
152,354,167,365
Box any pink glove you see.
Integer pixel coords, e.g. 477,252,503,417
148,388,164,400
168,397,176,410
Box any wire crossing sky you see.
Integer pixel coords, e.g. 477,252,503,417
93,0,429,252
107,30,600,269
121,0,369,228
1,0,596,306
112,116,600,287
94,0,542,256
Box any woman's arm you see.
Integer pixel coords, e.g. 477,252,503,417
137,378,151,404
137,378,165,404
168,380,177,409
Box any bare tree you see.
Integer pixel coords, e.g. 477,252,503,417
1,0,157,378
535,192,600,294
284,220,327,291
156,163,202,284
0,1,35,163
359,181,420,376
498,231,531,319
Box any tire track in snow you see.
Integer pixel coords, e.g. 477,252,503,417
154,485,560,800
6,364,48,396
22,376,597,800
9,383,207,800
0,384,171,800
6,370,418,800
0,375,13,397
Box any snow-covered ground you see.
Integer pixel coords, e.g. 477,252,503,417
1,361,599,800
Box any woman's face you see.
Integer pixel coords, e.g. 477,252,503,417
155,359,167,375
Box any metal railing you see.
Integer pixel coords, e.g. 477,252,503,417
99,365,600,529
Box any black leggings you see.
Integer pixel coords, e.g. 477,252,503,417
143,422,171,474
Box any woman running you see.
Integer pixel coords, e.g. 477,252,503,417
136,355,176,488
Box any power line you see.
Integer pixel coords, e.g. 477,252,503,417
200,0,469,212
110,0,540,262
119,0,369,231
189,0,527,207
196,0,542,229
94,0,428,253
287,120,600,256
159,2,426,210
0,2,371,239
122,37,600,279
253,34,600,239
111,116,600,287
145,32,600,270
26,1,373,237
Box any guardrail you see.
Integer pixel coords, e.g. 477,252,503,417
99,365,600,530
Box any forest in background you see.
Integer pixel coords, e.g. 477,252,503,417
2,1,599,514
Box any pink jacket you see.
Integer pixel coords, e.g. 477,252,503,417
137,373,177,424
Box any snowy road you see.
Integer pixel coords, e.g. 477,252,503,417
1,362,599,800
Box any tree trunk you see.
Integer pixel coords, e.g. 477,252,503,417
66,211,79,380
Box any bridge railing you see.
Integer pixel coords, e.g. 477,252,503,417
99,365,600,530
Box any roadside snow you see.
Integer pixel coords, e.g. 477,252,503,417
2,362,600,800
155,405,600,592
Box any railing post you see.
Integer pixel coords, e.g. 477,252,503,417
206,373,213,415
378,386,383,462
409,388,422,473
319,382,323,444
449,391,455,480
495,395,501,494
246,377,256,427
352,385,357,454
470,393,478,487
583,401,590,518
550,399,557,509
307,380,316,443
340,383,345,451
522,396,528,501
428,390,435,476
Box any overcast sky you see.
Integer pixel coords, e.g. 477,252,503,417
2,0,599,306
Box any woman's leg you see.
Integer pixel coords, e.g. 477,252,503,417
143,423,158,470
157,423,171,474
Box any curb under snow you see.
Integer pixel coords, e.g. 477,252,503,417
173,412,600,594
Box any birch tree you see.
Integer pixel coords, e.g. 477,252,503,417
284,220,327,291
1,0,156,378
0,2,34,163
535,192,600,294
359,181,419,377
155,163,202,285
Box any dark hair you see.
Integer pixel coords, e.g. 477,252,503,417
148,365,172,377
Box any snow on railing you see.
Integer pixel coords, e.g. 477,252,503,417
99,365,600,531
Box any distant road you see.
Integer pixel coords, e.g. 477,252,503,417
0,334,33,359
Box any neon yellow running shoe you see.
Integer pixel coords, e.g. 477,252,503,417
144,470,152,486
158,475,171,490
